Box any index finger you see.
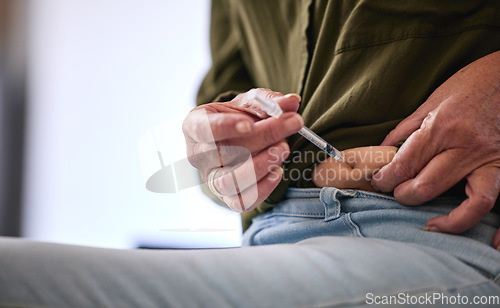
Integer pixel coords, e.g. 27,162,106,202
183,108,255,143
372,122,440,193
392,149,475,205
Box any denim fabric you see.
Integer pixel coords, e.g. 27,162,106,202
243,187,500,299
1,188,500,307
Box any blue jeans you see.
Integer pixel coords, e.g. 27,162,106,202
1,187,500,307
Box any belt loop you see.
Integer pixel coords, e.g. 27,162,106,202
319,187,342,221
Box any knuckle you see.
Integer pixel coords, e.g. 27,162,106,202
192,145,220,169
183,111,205,141
219,145,250,165
253,158,270,178
236,159,258,184
186,144,207,169
445,223,466,234
210,116,225,135
263,89,283,100
472,193,496,213
420,111,436,130
215,174,236,195
186,155,200,170
266,142,289,161
412,181,436,201
392,161,414,182
411,127,431,145
261,128,281,145
225,197,244,213
422,111,451,139
254,153,279,178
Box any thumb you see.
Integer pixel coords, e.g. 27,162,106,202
229,88,301,119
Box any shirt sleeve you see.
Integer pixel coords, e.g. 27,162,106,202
196,0,255,106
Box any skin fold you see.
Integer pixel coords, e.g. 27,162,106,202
313,146,397,192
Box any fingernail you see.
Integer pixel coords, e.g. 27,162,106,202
273,166,283,177
285,114,304,131
423,226,440,232
279,141,290,153
284,93,301,102
236,121,252,133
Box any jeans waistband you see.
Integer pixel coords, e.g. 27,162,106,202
279,187,490,224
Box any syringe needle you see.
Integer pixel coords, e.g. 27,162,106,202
249,90,344,162
298,127,345,162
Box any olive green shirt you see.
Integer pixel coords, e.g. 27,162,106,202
197,0,500,231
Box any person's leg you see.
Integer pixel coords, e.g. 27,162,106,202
242,187,500,304
1,235,499,308
2,187,500,307
244,188,500,277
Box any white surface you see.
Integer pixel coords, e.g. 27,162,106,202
24,0,242,248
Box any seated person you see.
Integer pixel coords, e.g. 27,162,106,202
1,1,500,307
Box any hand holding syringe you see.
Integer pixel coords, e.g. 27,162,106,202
183,88,316,212
248,89,345,162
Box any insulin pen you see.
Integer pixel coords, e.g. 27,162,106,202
248,89,345,162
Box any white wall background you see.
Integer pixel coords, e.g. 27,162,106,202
24,0,242,249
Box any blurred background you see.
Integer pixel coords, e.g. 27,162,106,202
0,0,242,249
